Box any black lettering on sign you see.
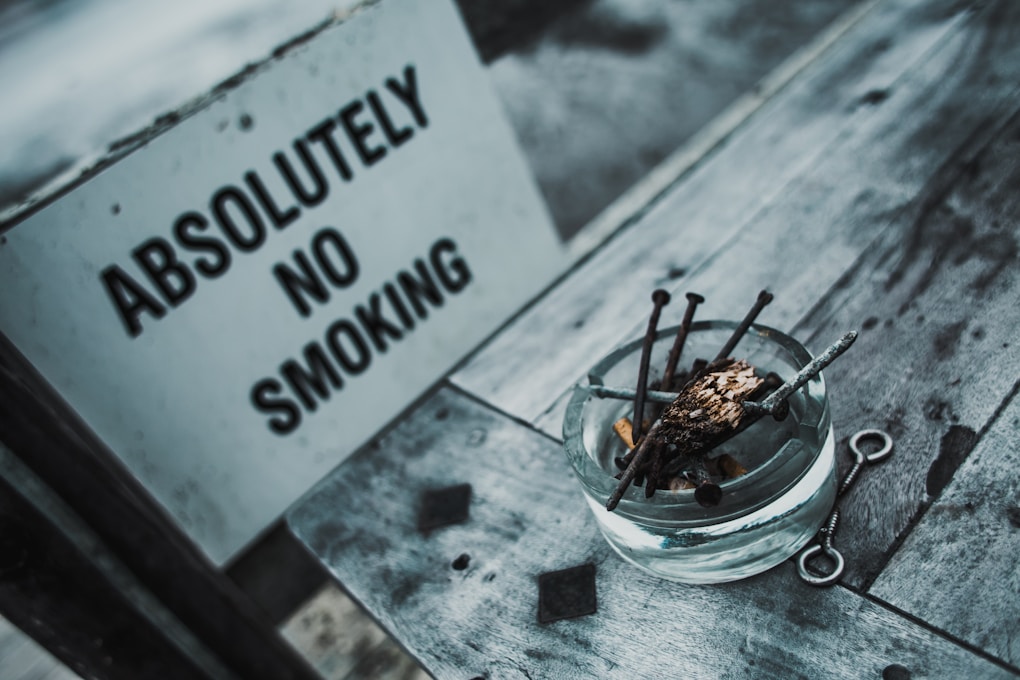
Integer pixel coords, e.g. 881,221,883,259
325,319,371,375
273,252,328,318
244,170,300,229
398,261,443,320
273,139,329,207
383,282,415,331
212,186,266,252
100,265,167,338
431,237,472,293
387,65,428,128
249,234,472,436
250,378,302,435
306,118,354,182
273,227,359,317
99,65,430,338
356,293,404,352
312,229,359,288
173,212,232,278
281,342,343,411
132,237,196,307
367,91,413,147
340,100,387,167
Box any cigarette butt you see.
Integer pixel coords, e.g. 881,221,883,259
704,456,722,477
718,454,748,478
668,476,696,491
613,417,636,450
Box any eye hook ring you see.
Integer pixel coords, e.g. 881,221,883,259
796,543,845,587
849,429,894,465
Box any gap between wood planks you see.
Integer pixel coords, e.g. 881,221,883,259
859,588,1020,676
791,92,1020,350
391,379,1020,677
861,376,1020,583
790,92,1020,591
280,579,430,680
442,0,884,405
667,5,1020,330
449,0,982,429
456,0,1020,595
563,0,882,260
310,381,1020,676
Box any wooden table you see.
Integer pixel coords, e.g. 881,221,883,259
288,0,1020,676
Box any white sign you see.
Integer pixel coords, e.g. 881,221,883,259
0,0,562,564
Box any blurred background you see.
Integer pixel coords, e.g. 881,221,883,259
1,0,858,241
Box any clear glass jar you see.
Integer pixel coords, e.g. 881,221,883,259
562,321,836,584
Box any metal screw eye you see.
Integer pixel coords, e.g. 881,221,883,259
849,429,894,464
839,429,894,497
796,544,845,587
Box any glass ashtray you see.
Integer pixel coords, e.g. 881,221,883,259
562,321,837,584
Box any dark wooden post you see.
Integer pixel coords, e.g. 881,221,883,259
0,471,216,680
0,333,320,680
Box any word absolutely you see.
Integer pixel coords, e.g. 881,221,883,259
250,236,471,435
100,65,428,338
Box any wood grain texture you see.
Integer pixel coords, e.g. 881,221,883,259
870,390,1020,666
343,637,433,680
596,0,1020,597
281,582,390,680
280,581,430,680
791,75,1020,591
288,387,1013,679
464,0,1020,604
531,0,1020,440
561,0,882,260
488,0,860,239
285,0,1020,675
452,0,975,426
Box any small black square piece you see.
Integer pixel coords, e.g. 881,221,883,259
418,483,472,531
538,563,597,623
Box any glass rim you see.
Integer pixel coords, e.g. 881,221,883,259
562,320,828,517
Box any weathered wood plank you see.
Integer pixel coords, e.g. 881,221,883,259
488,0,861,238
560,0,881,261
343,637,432,680
525,0,1020,439
870,389,1020,666
0,454,214,679
280,582,391,679
522,1,1020,606
0,335,319,680
289,387,1014,679
790,82,1020,590
452,0,976,425
285,0,1020,674
280,579,432,680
